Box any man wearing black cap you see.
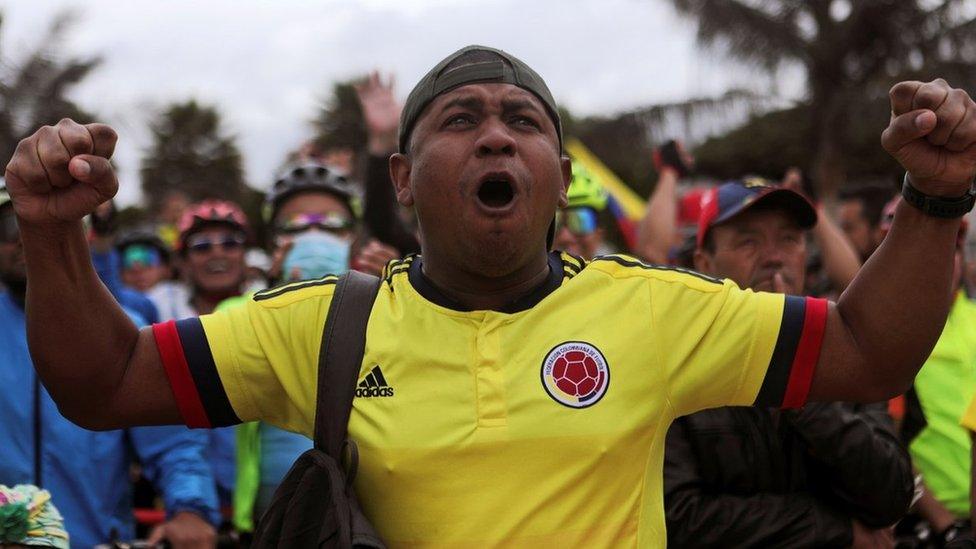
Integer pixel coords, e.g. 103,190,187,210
664,179,913,547
6,44,976,545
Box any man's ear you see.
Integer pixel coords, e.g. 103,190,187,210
693,248,712,274
389,153,415,207
558,155,572,208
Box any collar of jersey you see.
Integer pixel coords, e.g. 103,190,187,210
407,251,565,314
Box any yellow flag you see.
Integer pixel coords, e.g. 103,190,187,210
565,138,646,221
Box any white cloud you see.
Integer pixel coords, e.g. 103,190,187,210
3,0,788,206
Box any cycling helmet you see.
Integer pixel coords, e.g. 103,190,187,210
116,227,171,262
565,161,608,211
176,199,249,251
264,163,358,223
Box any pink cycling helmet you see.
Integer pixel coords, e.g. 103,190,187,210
176,199,249,251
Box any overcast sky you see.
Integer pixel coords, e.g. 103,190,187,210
4,0,798,206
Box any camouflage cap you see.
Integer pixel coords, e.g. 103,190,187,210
398,45,563,154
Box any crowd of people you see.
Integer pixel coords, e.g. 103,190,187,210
1,44,976,548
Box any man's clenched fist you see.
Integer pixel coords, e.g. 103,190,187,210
4,118,119,225
882,79,976,197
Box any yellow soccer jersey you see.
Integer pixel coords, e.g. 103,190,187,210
152,252,827,547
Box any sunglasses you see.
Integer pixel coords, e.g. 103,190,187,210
122,244,163,269
275,213,354,235
0,211,18,244
186,233,246,254
556,208,599,236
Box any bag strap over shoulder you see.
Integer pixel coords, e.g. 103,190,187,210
314,270,382,458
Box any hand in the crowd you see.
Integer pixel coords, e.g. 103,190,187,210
772,272,789,294
355,71,402,155
268,236,295,283
882,79,976,196
850,520,894,549
90,199,118,236
146,511,216,549
4,118,119,226
652,139,694,178
780,167,804,193
352,238,401,276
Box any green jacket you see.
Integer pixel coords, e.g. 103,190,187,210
214,295,263,532
909,291,976,517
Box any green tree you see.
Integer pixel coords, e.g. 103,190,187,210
669,0,976,197
312,80,366,153
140,100,246,213
0,10,101,165
569,89,772,198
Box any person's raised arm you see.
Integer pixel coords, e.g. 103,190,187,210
4,119,180,429
810,79,976,402
635,140,692,264
781,167,863,291
355,71,421,255
809,203,863,291
635,167,678,264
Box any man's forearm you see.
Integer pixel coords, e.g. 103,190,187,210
20,220,140,425
132,426,221,526
812,205,862,291
635,169,678,264
815,200,959,401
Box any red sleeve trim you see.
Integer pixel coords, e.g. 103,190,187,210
152,320,211,428
781,297,828,409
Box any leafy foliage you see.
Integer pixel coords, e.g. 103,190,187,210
0,10,101,166
312,80,366,154
568,89,774,198
140,100,246,213
669,0,976,197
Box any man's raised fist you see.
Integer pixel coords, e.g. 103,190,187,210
882,79,976,197
4,118,119,225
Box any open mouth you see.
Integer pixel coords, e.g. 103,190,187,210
476,175,516,209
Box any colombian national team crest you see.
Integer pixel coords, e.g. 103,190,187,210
541,341,610,408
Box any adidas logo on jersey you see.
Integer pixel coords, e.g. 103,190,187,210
356,366,394,398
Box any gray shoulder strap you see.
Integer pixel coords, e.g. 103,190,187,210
313,270,382,457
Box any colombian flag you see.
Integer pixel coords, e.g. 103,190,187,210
565,139,646,251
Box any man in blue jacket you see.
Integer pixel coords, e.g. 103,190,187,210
0,188,218,548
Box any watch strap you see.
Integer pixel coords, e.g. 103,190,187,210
901,173,976,218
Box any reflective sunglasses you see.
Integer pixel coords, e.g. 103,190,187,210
275,212,354,235
122,244,163,269
556,208,599,236
186,233,246,254
0,211,18,244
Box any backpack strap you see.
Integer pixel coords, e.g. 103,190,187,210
314,270,382,458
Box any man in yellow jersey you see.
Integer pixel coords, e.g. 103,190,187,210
5,45,976,546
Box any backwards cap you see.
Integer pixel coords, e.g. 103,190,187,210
398,45,563,154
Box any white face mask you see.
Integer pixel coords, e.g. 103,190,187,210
282,231,351,280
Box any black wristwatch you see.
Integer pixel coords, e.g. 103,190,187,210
902,173,976,218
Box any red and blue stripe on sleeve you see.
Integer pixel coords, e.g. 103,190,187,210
753,295,828,409
153,319,241,428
